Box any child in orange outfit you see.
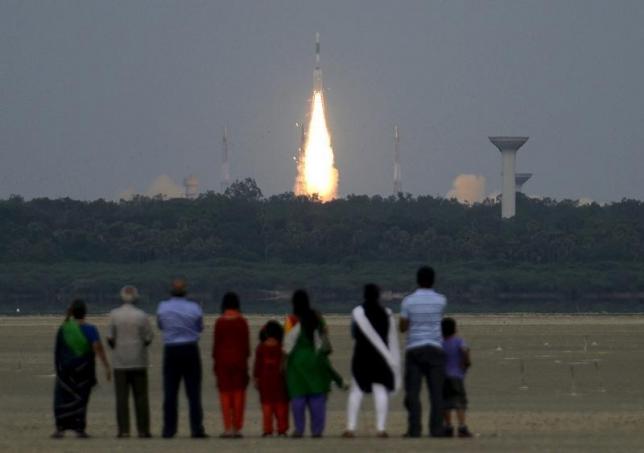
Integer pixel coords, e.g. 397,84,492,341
212,292,250,438
254,320,289,437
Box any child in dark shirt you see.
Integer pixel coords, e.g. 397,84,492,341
254,321,289,437
441,317,473,438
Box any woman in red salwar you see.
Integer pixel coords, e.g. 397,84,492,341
212,292,250,438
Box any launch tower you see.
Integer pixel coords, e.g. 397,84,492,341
221,127,230,192
393,125,402,195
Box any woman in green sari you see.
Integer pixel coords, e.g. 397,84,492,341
52,300,111,438
283,290,334,437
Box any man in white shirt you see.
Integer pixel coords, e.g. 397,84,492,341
399,266,447,438
107,285,153,438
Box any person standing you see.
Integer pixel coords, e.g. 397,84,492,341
106,285,153,438
284,290,333,438
344,284,400,438
441,317,473,438
254,320,289,437
399,266,447,438
157,278,207,438
212,292,250,438
52,299,111,439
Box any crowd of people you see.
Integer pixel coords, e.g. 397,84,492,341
51,266,473,439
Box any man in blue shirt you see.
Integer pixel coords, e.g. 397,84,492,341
399,266,447,438
157,278,207,438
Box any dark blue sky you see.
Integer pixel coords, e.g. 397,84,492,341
2,1,643,202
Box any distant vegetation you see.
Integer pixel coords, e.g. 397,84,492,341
2,179,644,314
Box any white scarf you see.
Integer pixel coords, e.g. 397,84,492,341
352,305,402,393
282,321,325,354
283,323,300,354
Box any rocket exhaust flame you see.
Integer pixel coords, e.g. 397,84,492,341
294,33,339,201
296,91,338,201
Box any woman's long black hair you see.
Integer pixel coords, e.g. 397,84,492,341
292,289,319,340
362,283,388,335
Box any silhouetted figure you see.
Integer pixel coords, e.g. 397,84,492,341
107,285,153,438
399,266,447,437
156,278,206,438
213,292,250,438
284,290,333,437
254,320,289,437
52,299,111,439
344,284,400,438
441,317,473,438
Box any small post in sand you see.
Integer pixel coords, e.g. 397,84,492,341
519,359,528,390
569,364,578,396
594,360,606,393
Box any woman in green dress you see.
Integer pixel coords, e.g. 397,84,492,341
283,290,333,437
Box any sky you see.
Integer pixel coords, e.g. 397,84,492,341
2,0,644,202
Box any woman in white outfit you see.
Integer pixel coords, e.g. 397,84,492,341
343,284,401,438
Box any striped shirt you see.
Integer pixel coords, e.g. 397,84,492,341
400,289,446,350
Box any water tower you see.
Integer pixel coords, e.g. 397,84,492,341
515,173,533,193
183,175,199,199
489,136,529,218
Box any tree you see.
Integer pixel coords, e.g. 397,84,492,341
224,178,263,201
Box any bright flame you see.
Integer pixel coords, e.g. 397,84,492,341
295,91,338,201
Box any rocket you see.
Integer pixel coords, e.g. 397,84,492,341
313,32,323,92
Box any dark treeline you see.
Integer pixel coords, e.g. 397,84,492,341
2,179,644,313
3,178,644,264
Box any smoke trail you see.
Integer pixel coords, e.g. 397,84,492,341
447,174,486,204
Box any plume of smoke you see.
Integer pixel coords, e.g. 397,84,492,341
117,175,185,201
448,174,486,205
117,188,136,201
146,174,184,199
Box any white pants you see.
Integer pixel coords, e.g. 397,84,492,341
346,379,389,432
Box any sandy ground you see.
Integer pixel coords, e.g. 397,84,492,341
2,314,644,452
